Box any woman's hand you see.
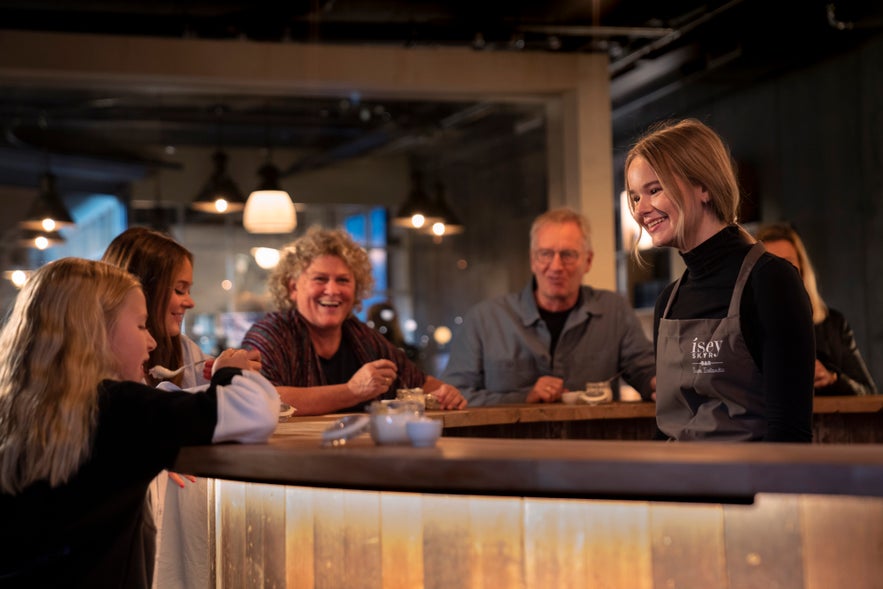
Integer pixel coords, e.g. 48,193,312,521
245,348,262,373
205,349,261,379
347,359,398,400
212,348,253,373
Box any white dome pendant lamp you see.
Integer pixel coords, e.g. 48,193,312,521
243,160,296,234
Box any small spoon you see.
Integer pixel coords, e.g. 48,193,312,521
148,358,208,381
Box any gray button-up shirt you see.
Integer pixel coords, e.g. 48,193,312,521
443,281,656,405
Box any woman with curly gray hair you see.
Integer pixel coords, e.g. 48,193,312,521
242,226,466,415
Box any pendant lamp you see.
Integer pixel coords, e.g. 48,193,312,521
423,181,464,236
191,150,246,214
18,228,66,250
392,169,441,230
20,172,75,232
243,161,296,234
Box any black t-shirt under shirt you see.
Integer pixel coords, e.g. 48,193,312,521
538,306,573,358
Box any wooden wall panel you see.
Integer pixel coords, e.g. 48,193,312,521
801,495,883,589
217,480,247,587
723,494,805,589
422,495,474,589
649,503,727,588
244,483,287,588
467,496,525,589
212,484,883,589
285,486,316,589
380,493,424,589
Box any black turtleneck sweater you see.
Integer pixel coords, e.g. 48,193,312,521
653,225,815,442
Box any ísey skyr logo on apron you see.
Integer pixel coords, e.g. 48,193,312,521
691,337,725,374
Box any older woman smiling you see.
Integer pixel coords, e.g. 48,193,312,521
243,226,466,415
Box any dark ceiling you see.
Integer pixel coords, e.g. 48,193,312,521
0,0,880,200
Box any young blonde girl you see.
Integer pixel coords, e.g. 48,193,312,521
0,258,277,587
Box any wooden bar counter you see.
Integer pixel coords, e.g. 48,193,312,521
173,396,883,589
276,394,883,443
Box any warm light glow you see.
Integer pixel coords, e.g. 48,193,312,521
35,236,49,250
411,213,426,229
433,325,452,345
221,280,233,291
244,190,297,234
620,191,654,251
251,247,281,269
431,222,446,236
41,218,56,232
11,270,27,287
214,198,229,213
4,270,29,288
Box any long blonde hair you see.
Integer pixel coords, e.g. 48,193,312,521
756,223,828,324
0,258,141,494
625,118,742,253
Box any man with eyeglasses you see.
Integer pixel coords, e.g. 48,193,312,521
443,208,656,405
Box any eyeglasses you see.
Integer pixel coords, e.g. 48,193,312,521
533,248,582,265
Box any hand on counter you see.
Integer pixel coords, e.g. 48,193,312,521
348,359,398,399
428,383,468,410
814,359,838,389
526,376,565,403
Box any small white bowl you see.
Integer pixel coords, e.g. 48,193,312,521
406,418,443,448
369,412,413,445
561,391,582,405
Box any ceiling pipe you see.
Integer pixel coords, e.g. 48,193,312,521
608,0,745,77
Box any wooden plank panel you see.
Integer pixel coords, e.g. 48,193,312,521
801,495,883,589
244,482,287,589
313,489,347,589
723,494,804,589
524,499,653,589
582,501,653,589
468,496,525,589
285,486,316,589
523,499,571,589
380,492,425,589
207,478,216,587
650,503,727,589
217,480,247,588
342,491,382,589
423,495,474,589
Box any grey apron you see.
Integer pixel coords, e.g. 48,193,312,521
656,243,766,441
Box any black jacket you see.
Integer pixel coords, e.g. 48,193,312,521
815,308,878,396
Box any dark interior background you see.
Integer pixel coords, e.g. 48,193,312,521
0,0,881,386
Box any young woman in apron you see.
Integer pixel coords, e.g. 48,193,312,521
624,119,814,442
